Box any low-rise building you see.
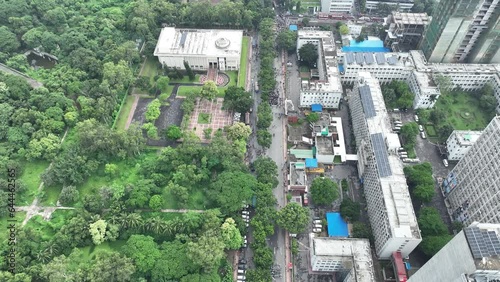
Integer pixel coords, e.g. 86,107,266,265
312,114,347,163
408,222,500,282
446,130,483,161
384,12,430,48
347,24,363,37
297,30,343,109
310,235,375,281
349,72,421,259
154,27,243,71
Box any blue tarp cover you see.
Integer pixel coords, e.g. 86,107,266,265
326,212,349,237
305,158,318,168
311,104,322,112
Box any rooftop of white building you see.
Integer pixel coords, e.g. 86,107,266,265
341,52,414,68
390,12,429,25
154,27,243,57
410,50,500,73
289,162,307,191
311,235,375,282
357,72,420,240
298,30,342,94
448,130,483,146
411,70,440,95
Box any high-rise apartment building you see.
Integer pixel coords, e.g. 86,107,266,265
444,116,500,226
419,0,500,63
349,72,421,259
408,222,500,282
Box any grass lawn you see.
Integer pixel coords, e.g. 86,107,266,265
198,113,211,124
433,92,492,130
114,95,136,131
169,74,201,84
41,184,63,206
162,187,208,210
225,71,238,88
139,211,182,221
238,36,250,88
425,124,438,137
18,160,50,206
407,147,417,158
25,209,74,240
176,86,202,97
141,57,159,87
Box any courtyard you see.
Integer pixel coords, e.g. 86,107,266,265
186,98,234,142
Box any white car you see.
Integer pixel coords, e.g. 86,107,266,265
443,159,449,167
242,211,250,215
414,115,419,122
313,220,322,224
420,132,426,139
419,125,424,132
313,228,322,233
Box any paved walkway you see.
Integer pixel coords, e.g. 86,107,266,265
0,63,43,88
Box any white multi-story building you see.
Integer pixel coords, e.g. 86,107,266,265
446,130,483,161
340,52,414,85
444,117,500,226
320,0,354,13
154,27,243,71
338,50,500,110
349,72,421,259
310,234,375,281
347,24,363,37
407,70,441,109
365,0,414,12
408,222,500,282
313,114,347,163
297,30,343,109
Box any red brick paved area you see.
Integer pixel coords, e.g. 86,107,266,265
187,98,234,142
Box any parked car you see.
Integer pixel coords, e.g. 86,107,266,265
313,220,322,224
414,115,419,122
242,211,250,215
237,275,246,281
313,228,322,233
419,125,424,132
238,269,246,274
238,264,247,270
420,132,426,139
443,159,449,167
314,224,322,228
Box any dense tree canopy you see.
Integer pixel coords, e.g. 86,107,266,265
310,177,339,206
223,86,253,113
276,203,309,234
404,162,435,203
298,43,318,68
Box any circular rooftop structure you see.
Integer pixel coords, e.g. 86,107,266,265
215,37,231,49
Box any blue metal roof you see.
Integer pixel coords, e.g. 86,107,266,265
311,104,322,112
326,212,349,237
305,158,318,168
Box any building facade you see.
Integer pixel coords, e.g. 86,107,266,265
320,0,354,14
446,130,483,161
349,72,421,259
297,31,343,109
385,12,430,48
154,27,243,71
444,117,500,225
365,0,414,12
310,235,375,282
408,222,500,282
419,0,500,63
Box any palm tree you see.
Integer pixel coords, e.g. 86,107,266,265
125,213,143,230
144,217,166,234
